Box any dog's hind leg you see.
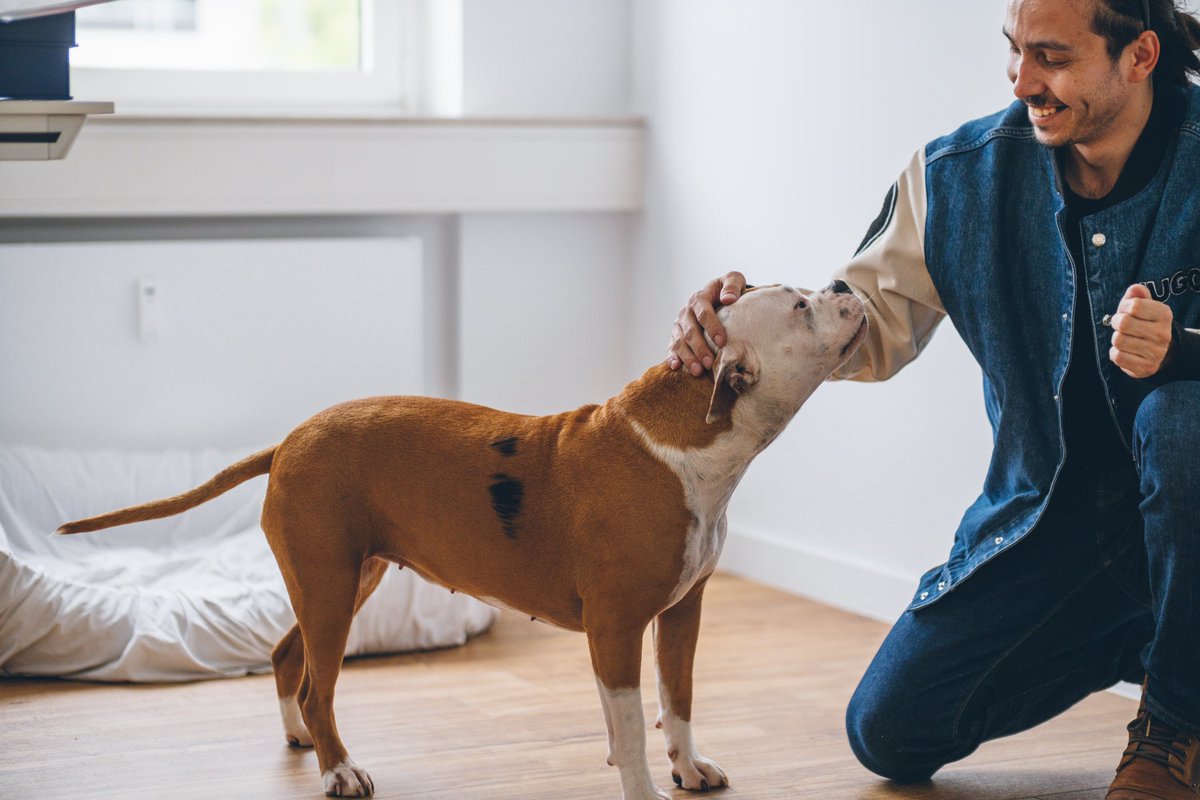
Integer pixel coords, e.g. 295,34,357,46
271,531,382,798
653,578,728,792
271,559,389,752
272,625,312,747
587,619,670,800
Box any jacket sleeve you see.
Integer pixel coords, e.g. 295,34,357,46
830,148,948,382
1150,322,1200,383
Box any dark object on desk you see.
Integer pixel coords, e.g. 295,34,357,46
0,11,75,100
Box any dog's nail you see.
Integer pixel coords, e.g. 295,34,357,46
701,780,710,791
672,773,683,787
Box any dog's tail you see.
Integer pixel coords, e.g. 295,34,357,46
56,445,277,535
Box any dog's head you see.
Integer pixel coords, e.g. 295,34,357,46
705,283,866,425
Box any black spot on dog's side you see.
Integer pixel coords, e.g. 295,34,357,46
489,473,523,539
490,436,518,457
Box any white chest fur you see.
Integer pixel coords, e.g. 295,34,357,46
628,420,752,606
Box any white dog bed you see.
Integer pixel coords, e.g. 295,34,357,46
0,444,496,682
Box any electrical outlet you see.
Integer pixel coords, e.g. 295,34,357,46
137,278,160,341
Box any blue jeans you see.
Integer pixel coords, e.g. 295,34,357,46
846,382,1200,782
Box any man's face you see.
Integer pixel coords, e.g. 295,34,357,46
1005,0,1134,148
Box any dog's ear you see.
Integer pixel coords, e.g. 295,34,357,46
706,344,758,424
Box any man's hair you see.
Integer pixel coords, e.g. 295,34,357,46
1092,0,1200,86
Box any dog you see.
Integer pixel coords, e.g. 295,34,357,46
58,282,867,799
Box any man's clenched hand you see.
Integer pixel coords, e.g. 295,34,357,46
1109,283,1175,379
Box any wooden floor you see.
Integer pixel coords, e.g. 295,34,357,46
0,573,1135,800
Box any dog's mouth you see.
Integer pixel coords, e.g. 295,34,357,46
840,316,868,358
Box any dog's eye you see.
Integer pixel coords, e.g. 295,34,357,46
794,299,809,311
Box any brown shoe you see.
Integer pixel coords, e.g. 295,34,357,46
1107,691,1200,799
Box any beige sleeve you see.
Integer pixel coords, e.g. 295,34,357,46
831,148,947,382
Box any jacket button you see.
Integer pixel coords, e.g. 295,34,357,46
920,592,929,600
1102,314,1113,327
1092,233,1107,247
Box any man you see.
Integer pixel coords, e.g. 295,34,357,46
669,0,1200,796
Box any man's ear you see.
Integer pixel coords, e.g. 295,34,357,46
706,344,759,424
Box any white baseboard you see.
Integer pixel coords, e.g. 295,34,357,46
720,524,1143,705
719,524,917,624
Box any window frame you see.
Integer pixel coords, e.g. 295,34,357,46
68,0,411,111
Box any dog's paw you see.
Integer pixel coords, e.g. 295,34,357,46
279,696,313,748
670,755,728,792
322,761,374,797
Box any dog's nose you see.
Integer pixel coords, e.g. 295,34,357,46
827,280,853,295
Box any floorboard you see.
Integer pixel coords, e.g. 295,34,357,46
0,573,1135,799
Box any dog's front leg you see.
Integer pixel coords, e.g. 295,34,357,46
654,579,728,792
595,676,618,766
587,621,670,800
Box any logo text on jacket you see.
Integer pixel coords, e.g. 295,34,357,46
1142,267,1200,301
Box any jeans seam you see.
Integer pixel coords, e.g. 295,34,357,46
973,652,1126,732
949,563,1111,742
1100,539,1154,610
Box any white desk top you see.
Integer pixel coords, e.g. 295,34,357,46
0,100,114,115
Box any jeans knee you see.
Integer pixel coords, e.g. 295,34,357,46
1134,382,1200,463
845,681,942,783
1134,382,1200,495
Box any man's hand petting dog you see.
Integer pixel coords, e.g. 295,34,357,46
668,271,748,375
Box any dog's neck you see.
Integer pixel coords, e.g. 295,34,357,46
607,363,735,452
608,364,768,527
607,361,812,474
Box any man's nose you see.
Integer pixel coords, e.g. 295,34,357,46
827,280,853,295
1011,59,1043,101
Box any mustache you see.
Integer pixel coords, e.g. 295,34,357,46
1024,95,1065,107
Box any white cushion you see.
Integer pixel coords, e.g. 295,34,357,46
0,444,496,682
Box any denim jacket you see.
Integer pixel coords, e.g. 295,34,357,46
833,86,1200,611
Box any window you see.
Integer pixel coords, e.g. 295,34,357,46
69,0,409,110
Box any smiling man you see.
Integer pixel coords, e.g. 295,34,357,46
669,0,1200,797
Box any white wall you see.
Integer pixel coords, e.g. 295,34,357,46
458,0,634,416
462,0,630,116
0,238,423,449
459,213,632,415
0,1,636,447
630,0,1017,621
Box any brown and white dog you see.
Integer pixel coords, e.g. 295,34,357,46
58,283,866,799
